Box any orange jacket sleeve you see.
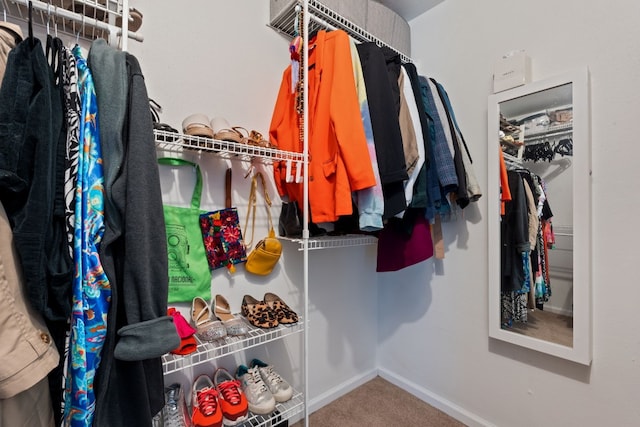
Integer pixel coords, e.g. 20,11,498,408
269,66,297,200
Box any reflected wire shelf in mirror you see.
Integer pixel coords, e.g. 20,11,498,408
162,317,304,375
154,129,305,163
281,234,378,251
524,121,573,142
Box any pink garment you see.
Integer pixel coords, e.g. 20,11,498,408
168,308,197,338
376,214,434,272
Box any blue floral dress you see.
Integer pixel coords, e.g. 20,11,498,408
63,45,111,427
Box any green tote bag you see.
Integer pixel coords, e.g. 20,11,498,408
158,158,212,303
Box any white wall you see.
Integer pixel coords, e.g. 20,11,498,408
75,0,640,424
377,0,640,426
127,0,379,410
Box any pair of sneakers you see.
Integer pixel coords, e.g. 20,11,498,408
191,368,249,427
236,359,293,415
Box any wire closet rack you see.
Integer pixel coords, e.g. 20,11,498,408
268,0,412,63
2,0,142,48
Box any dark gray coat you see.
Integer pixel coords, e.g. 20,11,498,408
93,51,179,427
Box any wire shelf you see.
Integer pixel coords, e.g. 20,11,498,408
282,234,378,251
154,129,306,163
162,317,304,375
2,0,142,42
268,0,412,63
240,391,304,427
524,122,573,141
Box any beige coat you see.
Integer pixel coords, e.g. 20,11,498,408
0,22,22,85
0,201,59,399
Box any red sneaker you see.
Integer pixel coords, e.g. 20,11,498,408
191,375,223,427
213,368,249,425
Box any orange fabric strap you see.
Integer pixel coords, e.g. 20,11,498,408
432,215,445,259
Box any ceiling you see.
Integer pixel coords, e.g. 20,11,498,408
374,0,445,21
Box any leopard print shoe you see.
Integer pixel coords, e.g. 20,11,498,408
241,295,279,329
264,292,299,324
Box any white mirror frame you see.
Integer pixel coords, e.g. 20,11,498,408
487,68,592,365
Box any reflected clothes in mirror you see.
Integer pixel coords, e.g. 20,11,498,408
488,69,590,363
501,169,555,327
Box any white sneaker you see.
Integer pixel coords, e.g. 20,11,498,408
236,365,276,415
250,359,293,403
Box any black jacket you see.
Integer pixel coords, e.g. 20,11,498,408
355,42,408,219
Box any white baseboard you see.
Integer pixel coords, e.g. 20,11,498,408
297,367,492,426
307,368,378,413
377,367,495,427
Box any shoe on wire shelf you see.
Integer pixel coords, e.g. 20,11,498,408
163,383,191,427
236,364,276,415
250,358,293,403
213,368,249,426
191,375,223,427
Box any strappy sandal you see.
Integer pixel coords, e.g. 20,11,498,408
245,130,273,148
264,292,298,324
183,114,214,138
213,294,249,336
150,99,179,141
191,296,227,341
241,295,278,329
211,117,244,144
116,7,144,32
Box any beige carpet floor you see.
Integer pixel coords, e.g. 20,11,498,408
292,376,465,427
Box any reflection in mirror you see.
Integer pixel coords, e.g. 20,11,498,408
499,83,574,348
488,68,591,365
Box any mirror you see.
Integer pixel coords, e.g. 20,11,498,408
488,69,592,365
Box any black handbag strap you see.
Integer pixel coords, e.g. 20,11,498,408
225,168,232,209
157,158,202,209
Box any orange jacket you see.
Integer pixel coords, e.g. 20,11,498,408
270,30,376,223
499,149,512,215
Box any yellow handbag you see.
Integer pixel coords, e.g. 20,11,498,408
244,172,282,275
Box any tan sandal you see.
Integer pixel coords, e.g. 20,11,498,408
245,130,273,148
211,117,244,144
182,113,214,139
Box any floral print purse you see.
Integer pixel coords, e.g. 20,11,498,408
200,168,247,273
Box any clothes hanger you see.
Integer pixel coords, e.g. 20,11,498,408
46,3,54,67
28,0,35,48
74,13,85,47
46,3,50,35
